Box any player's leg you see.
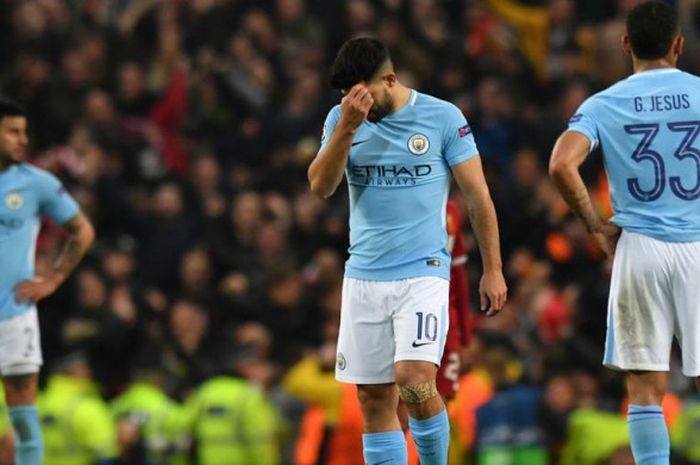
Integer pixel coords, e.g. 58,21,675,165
0,309,43,465
435,349,461,403
674,240,700,391
606,232,674,465
394,361,448,465
627,371,667,405
394,362,443,419
435,331,462,465
626,371,669,465
336,278,407,465
2,374,41,465
357,384,402,431
393,277,450,465
0,428,14,465
357,384,408,465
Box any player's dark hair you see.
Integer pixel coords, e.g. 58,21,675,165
0,97,25,121
626,1,679,60
330,37,391,90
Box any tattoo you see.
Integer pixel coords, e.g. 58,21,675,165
398,381,438,404
558,182,601,232
53,213,94,283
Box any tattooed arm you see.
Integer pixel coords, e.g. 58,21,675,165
14,212,95,303
549,131,620,257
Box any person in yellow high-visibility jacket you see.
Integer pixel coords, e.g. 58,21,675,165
38,353,117,465
671,396,700,463
182,373,281,465
559,408,629,465
0,384,14,465
111,366,189,465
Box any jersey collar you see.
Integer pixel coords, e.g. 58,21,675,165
383,89,417,121
627,68,681,80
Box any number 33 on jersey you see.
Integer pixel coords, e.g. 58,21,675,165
569,68,700,242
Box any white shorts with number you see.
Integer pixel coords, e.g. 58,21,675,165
0,309,42,376
604,231,700,376
336,276,449,384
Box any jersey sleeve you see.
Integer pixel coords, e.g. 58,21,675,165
567,97,600,151
318,105,342,152
36,170,79,224
442,104,479,167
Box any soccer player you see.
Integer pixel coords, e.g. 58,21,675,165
436,199,471,401
0,98,95,465
308,38,507,465
549,3,700,464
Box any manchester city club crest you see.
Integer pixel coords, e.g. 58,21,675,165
407,133,430,155
336,352,346,370
5,192,23,210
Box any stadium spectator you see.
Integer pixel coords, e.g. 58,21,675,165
1,1,699,464
0,384,13,465
38,353,117,465
671,393,700,464
110,361,187,465
181,345,282,465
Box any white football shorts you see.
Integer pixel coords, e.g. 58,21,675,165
604,231,700,376
0,308,42,376
336,276,449,384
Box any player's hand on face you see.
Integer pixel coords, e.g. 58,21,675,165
479,270,507,317
339,84,373,129
14,277,58,304
592,222,621,258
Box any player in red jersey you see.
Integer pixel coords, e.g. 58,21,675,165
397,200,471,425
436,200,472,399
396,200,471,463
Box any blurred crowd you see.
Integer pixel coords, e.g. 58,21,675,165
3,0,700,464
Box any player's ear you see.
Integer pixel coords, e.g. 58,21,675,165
621,34,632,55
673,35,684,58
383,72,397,87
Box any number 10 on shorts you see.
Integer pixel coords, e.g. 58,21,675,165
414,311,438,347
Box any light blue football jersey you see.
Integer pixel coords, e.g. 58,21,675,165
0,163,79,320
319,90,479,280
569,68,700,242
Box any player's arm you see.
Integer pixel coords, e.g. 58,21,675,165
15,212,95,303
308,84,373,198
51,212,96,286
452,157,507,316
549,131,619,256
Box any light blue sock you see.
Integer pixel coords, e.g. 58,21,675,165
627,404,669,465
9,405,43,465
408,408,449,465
362,430,407,465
